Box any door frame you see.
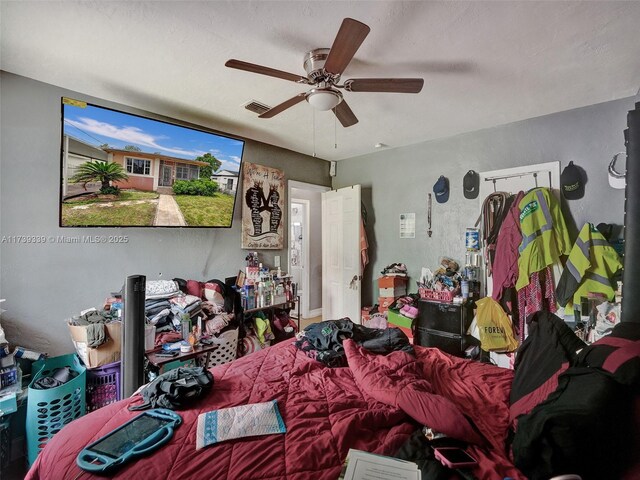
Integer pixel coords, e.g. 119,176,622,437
288,180,331,319
290,198,310,318
160,164,173,187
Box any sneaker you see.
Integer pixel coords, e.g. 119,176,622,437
400,305,418,319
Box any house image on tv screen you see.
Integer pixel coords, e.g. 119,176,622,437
61,135,109,197
210,169,239,194
103,148,209,193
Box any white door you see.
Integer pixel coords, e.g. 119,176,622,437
322,185,361,323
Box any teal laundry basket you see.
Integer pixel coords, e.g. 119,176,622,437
26,353,86,465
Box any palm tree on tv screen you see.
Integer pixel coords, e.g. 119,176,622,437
70,161,129,194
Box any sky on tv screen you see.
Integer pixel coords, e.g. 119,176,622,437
63,103,244,170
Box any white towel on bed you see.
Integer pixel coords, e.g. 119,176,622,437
195,400,286,450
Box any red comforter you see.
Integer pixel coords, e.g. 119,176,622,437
27,341,523,480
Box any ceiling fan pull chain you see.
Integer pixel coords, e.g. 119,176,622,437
334,111,338,149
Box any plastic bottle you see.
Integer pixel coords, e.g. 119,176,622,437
188,326,198,347
257,282,264,308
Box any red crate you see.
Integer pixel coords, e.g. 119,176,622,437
418,287,458,303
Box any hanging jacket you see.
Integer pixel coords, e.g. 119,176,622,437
555,223,623,307
512,322,640,480
491,191,525,301
516,188,571,291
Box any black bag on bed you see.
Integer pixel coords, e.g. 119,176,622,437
129,366,213,411
512,322,640,480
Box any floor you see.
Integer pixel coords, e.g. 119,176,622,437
299,315,322,331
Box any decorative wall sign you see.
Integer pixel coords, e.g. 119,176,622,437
241,162,285,249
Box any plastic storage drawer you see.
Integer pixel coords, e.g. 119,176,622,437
417,300,473,334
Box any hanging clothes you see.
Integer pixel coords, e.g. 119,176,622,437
516,188,572,291
478,192,512,276
491,191,525,301
517,266,558,342
556,223,623,308
360,217,369,271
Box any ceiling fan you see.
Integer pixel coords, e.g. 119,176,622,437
225,18,424,127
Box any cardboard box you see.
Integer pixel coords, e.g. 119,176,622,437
379,286,407,298
378,296,397,313
67,321,121,369
387,309,413,329
378,276,408,288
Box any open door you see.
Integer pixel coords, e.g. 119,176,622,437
322,185,361,323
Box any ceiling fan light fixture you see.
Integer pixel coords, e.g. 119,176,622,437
306,88,342,111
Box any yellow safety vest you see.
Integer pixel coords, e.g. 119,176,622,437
516,188,571,290
564,223,622,306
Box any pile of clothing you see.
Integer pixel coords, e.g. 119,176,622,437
295,318,413,368
32,366,78,390
144,280,235,339
68,308,119,347
380,263,408,277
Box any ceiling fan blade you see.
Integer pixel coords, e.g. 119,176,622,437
333,100,358,128
324,18,370,76
225,59,308,83
344,78,424,93
259,93,307,118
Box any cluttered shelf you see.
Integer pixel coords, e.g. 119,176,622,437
145,343,219,369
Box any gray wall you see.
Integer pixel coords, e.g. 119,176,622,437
290,187,323,312
335,96,637,305
0,71,331,356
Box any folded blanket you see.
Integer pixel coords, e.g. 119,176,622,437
149,308,171,325
169,294,201,310
196,400,286,450
146,280,180,300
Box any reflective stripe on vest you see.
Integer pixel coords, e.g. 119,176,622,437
519,190,553,254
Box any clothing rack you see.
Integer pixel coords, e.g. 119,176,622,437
484,170,553,191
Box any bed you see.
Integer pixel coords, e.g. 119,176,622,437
26,339,523,480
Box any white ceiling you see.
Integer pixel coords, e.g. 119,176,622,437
2,1,640,162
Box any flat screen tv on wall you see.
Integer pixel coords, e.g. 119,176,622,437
60,97,245,228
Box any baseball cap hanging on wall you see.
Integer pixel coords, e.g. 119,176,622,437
463,170,479,199
608,152,626,189
561,161,585,200
433,175,449,203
